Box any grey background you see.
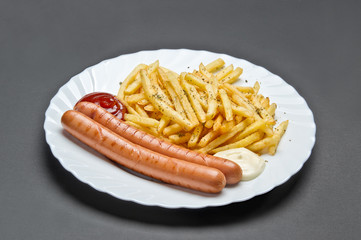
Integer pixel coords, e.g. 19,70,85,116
1,0,360,239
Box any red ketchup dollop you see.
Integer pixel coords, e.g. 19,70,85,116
76,92,127,120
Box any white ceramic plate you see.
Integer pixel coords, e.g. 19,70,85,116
44,49,316,208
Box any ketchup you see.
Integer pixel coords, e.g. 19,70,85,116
76,92,127,120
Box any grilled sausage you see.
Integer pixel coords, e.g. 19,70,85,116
61,110,226,193
74,101,242,184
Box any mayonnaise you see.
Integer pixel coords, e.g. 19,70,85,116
214,148,265,181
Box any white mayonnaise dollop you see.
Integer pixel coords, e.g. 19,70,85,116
214,148,265,181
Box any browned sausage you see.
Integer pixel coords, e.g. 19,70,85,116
74,101,242,184
61,110,226,193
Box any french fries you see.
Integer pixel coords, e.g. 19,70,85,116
117,58,288,155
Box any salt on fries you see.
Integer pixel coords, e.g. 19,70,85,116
117,58,288,156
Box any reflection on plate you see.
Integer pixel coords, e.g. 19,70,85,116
44,49,316,208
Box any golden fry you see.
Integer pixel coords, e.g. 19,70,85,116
147,60,159,74
211,131,264,154
268,120,289,155
125,120,160,138
124,113,159,128
135,104,149,117
216,64,233,81
125,74,142,94
125,92,146,104
205,84,218,120
253,81,260,94
221,67,243,84
184,73,207,90
173,73,199,126
169,133,192,144
198,130,219,148
267,103,277,117
235,86,254,94
246,136,275,153
205,58,225,72
213,114,223,132
199,63,213,80
157,115,170,133
220,119,236,134
163,123,183,136
219,89,233,121
181,79,206,123
188,124,203,148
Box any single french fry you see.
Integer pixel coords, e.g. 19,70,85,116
260,96,270,109
231,93,254,111
149,110,163,120
188,124,203,148
144,104,156,112
140,69,194,131
181,78,206,123
149,70,173,107
219,89,233,121
118,103,138,116
138,99,150,107
125,74,142,94
235,115,243,123
215,64,234,81
210,131,264,154
157,115,170,133
253,81,260,94
246,136,275,153
147,60,159,74
267,103,277,117
204,119,214,128
199,63,213,81
205,84,218,120
161,80,187,119
222,82,243,96
220,67,243,84
135,104,149,117
173,73,199,126
213,114,223,131
184,73,207,90
163,123,183,136
124,113,159,128
220,119,236,134
198,130,219,148
268,120,289,155
209,75,219,95
235,86,254,94
205,58,225,72
125,92,146,104
168,133,192,144
125,120,160,138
